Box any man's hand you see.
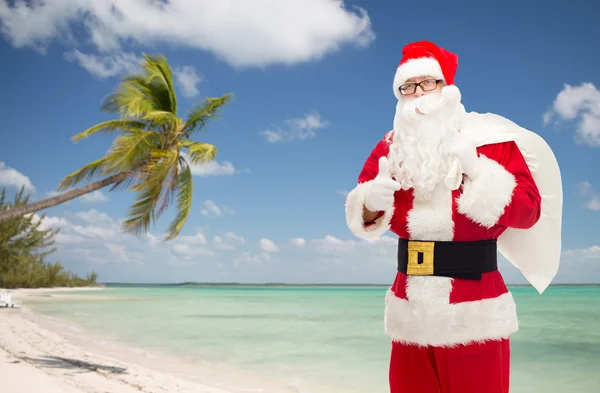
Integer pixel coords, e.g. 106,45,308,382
448,134,481,180
365,157,402,212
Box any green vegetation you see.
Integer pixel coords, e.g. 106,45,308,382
0,187,99,289
0,53,234,241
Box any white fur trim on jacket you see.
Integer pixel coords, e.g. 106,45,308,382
384,288,518,347
345,181,394,242
393,57,445,100
456,155,517,228
407,184,454,241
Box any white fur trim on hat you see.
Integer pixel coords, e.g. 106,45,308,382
393,57,445,99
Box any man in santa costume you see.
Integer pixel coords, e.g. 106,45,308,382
345,41,563,393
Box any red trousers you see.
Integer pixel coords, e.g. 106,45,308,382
389,338,510,393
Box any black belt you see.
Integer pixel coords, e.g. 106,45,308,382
397,238,497,280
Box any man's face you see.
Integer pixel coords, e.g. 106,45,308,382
399,76,445,100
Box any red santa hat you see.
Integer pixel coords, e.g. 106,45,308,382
393,40,461,104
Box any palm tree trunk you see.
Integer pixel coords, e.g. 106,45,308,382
0,171,133,222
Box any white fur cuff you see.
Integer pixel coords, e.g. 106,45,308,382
384,289,519,347
345,181,394,242
456,155,517,228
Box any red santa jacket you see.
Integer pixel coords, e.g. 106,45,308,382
345,131,542,347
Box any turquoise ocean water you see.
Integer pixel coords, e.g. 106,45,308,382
26,285,600,393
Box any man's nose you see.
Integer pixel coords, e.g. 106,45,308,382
414,86,424,97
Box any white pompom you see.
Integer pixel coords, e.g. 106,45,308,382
442,84,461,104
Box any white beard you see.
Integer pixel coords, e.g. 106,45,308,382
388,91,466,200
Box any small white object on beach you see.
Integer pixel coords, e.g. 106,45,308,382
0,292,21,309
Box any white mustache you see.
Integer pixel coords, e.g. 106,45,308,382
401,93,446,116
416,93,445,114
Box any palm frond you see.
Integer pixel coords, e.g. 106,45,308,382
140,54,178,115
179,140,217,164
181,93,234,137
71,119,149,143
141,110,178,126
100,77,158,118
131,150,179,192
121,182,163,237
165,158,193,241
123,150,179,235
155,163,178,219
107,170,144,193
102,130,162,174
57,157,111,191
100,54,178,118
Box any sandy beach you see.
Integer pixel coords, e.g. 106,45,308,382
0,287,275,393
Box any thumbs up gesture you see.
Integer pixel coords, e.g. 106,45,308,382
364,157,402,212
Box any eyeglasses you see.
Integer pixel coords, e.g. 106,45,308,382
399,79,443,95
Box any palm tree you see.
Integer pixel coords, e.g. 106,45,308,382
0,54,233,241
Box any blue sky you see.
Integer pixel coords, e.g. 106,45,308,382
0,0,598,285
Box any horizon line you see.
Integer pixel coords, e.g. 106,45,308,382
100,282,600,287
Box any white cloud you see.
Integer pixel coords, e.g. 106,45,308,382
553,245,600,284
303,234,397,279
31,209,119,244
0,0,374,69
63,50,142,78
259,238,280,253
311,235,356,254
74,209,113,225
172,243,215,259
30,214,67,231
577,181,600,211
543,82,600,147
55,233,89,245
105,243,129,263
201,200,234,217
578,181,593,195
69,248,108,264
23,206,600,284
174,66,202,98
562,245,600,260
0,162,35,191
369,236,398,246
44,189,109,205
71,222,117,239
213,232,245,250
180,153,239,177
176,231,208,245
263,113,329,143
290,238,306,247
587,198,600,211
233,252,272,267
79,190,109,204
63,49,202,96
32,206,402,283
191,160,237,176
104,243,146,265
336,190,349,197
308,234,397,270
34,209,218,268
146,233,159,248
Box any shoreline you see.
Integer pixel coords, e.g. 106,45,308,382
0,287,300,393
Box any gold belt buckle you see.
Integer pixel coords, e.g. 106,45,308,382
407,241,435,275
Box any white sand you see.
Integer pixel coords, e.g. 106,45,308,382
0,287,296,393
0,347,84,393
